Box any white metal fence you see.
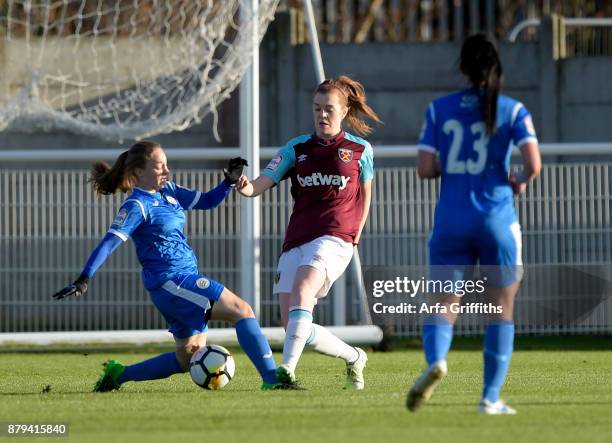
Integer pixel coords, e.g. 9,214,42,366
1,145,611,336
508,17,612,57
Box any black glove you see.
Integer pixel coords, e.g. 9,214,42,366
223,157,248,185
52,274,89,300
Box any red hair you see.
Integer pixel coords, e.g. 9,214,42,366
315,75,381,136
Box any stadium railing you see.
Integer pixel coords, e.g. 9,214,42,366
1,143,611,345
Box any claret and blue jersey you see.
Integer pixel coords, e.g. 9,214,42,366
262,131,373,251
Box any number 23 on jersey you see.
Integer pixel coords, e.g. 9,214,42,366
443,119,488,175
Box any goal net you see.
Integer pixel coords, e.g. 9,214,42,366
0,0,279,141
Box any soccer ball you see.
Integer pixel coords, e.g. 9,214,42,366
189,344,235,390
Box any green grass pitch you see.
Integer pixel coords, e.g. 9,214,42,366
1,337,611,443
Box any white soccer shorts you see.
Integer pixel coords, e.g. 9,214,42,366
273,235,354,299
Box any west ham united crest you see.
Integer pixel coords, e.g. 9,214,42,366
338,148,353,163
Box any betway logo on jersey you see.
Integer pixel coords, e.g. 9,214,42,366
297,173,351,190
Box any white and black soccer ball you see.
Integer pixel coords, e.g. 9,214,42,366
189,344,235,390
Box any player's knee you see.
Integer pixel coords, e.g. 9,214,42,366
222,297,255,323
293,278,316,297
234,299,255,321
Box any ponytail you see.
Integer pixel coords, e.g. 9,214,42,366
484,63,502,135
315,75,381,136
91,151,129,195
459,33,503,135
90,141,161,195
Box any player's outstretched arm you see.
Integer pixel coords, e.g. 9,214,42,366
236,175,275,198
52,233,123,300
191,180,234,210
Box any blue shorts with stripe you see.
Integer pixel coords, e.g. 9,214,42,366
148,274,224,339
429,220,523,288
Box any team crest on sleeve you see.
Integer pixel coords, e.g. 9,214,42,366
266,155,282,171
112,208,128,227
165,195,178,205
196,278,211,289
338,148,353,163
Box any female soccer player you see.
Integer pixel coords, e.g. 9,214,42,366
52,142,289,391
236,75,381,389
406,34,541,414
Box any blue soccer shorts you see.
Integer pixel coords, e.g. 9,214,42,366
149,274,225,339
429,221,523,288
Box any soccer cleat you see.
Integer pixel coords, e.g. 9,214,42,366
261,381,306,391
479,398,517,415
261,381,281,390
344,347,368,390
93,359,126,392
406,360,448,411
275,364,296,384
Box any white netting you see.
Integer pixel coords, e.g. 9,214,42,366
0,0,279,141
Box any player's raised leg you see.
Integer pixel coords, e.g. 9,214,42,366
93,336,195,392
309,324,367,390
94,275,216,392
209,287,281,389
280,293,367,389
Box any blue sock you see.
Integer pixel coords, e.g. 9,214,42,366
235,317,277,384
118,352,183,384
422,315,453,366
483,321,515,402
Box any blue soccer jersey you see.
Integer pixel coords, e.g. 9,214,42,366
107,181,231,290
418,88,537,220
419,88,537,285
